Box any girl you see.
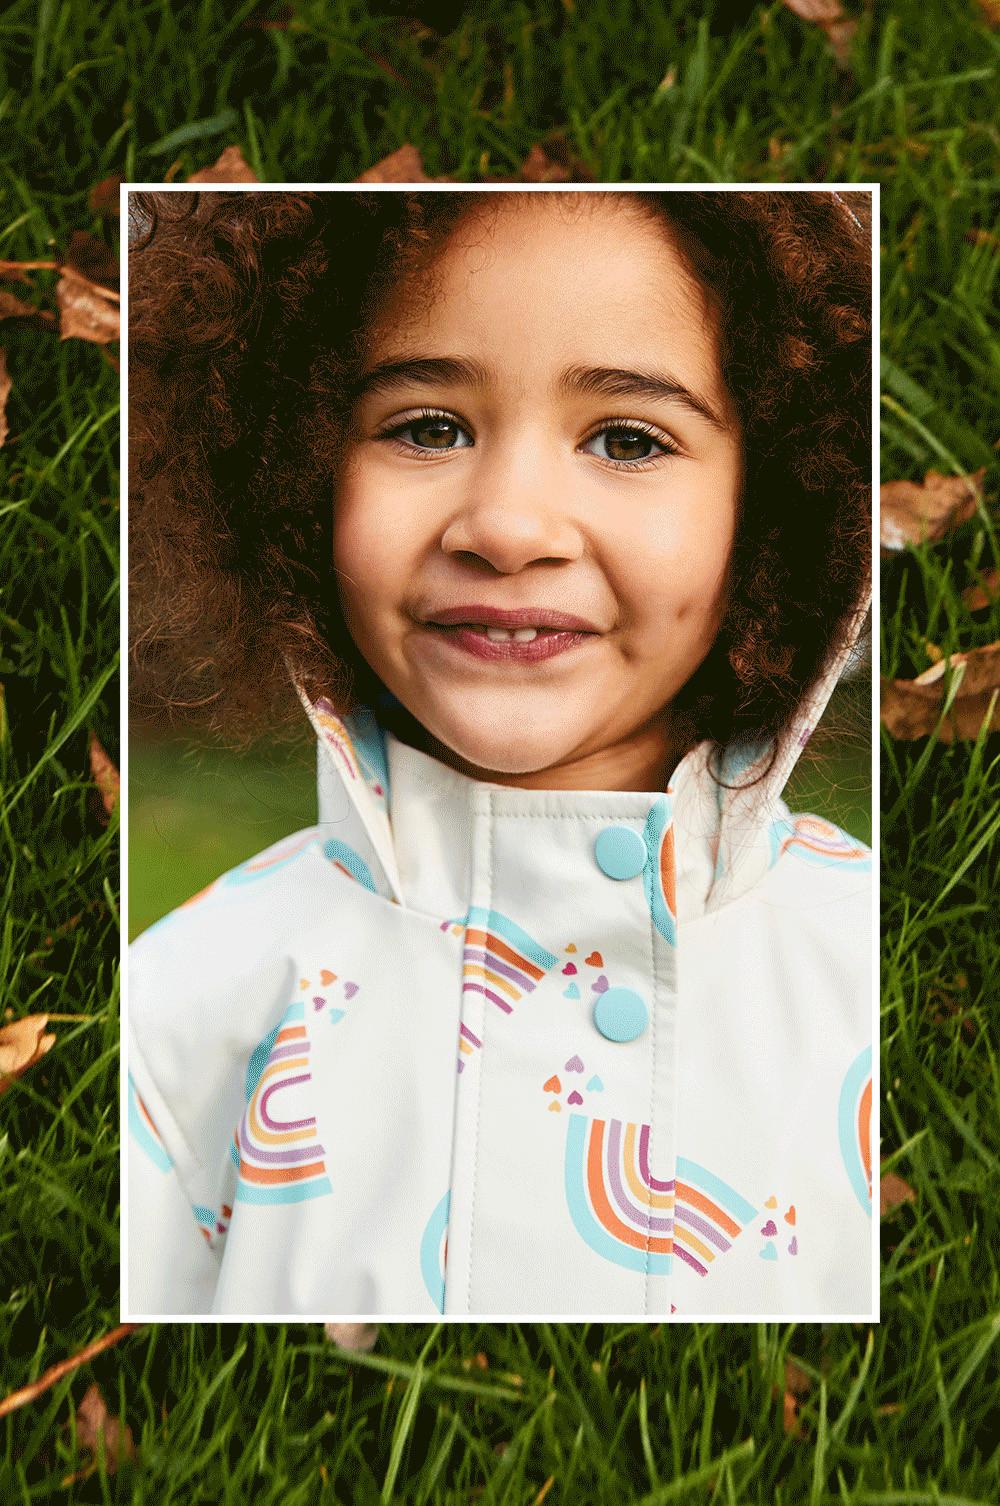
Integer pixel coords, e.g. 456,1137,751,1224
126,187,873,1319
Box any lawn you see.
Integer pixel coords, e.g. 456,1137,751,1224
2,0,999,1500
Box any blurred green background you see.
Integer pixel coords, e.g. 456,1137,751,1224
129,681,871,941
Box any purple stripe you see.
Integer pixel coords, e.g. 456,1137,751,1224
638,1122,674,1191
463,948,531,993
460,1023,482,1047
674,1204,731,1252
239,1117,324,1165
265,1041,311,1066
260,1076,315,1131
674,1242,709,1277
606,1121,673,1234
462,982,513,1014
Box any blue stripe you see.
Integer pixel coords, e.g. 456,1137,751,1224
419,1191,450,1314
234,1176,333,1205
465,907,558,970
127,1074,173,1173
837,1046,872,1216
675,1156,757,1224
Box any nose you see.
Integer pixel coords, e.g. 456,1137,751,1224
439,433,585,573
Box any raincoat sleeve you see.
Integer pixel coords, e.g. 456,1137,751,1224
126,1045,221,1315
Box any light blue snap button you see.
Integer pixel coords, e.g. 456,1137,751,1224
593,987,649,1044
594,825,648,881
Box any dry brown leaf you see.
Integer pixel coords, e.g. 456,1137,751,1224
89,733,120,819
963,568,1000,611
0,1014,56,1094
89,176,122,217
324,1322,379,1351
880,467,986,552
55,266,119,345
0,348,9,450
356,144,433,183
881,641,1000,741
780,0,857,65
188,144,260,184
880,1171,916,1216
519,143,573,183
975,0,1000,24
66,1383,136,1480
0,288,57,325
65,230,118,291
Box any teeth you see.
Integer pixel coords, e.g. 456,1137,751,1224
483,626,539,642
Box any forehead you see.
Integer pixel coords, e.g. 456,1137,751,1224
365,193,727,397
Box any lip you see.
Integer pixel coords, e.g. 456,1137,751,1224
422,604,601,632
418,624,596,664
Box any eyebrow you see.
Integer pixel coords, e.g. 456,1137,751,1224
350,355,729,433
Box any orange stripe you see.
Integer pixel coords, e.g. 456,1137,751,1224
585,1120,672,1254
276,1025,307,1043
239,1159,326,1184
675,1182,741,1238
464,929,545,981
858,1076,872,1194
659,822,676,918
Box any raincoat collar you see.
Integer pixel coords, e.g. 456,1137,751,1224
291,585,870,921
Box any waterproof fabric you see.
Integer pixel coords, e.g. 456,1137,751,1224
126,601,874,1319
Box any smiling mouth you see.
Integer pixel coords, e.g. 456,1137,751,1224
419,622,597,664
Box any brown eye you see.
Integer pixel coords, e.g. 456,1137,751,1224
409,417,464,449
602,427,658,461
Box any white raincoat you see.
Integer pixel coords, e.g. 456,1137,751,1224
126,598,874,1320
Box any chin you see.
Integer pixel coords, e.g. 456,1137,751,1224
433,721,563,780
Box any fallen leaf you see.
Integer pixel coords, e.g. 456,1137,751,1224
0,1014,56,1094
188,144,260,183
0,348,9,449
324,1322,379,1351
963,568,1000,611
784,1358,812,1398
519,143,573,182
56,265,119,345
66,1383,136,1480
88,176,122,218
64,230,118,291
780,0,856,65
881,641,1000,741
975,0,1000,24
0,288,56,325
880,467,986,552
880,1168,916,1217
356,144,433,182
89,733,119,819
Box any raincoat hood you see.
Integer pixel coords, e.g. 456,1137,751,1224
295,586,872,922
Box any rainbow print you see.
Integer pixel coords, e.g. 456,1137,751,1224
838,1046,873,1215
642,795,677,946
769,814,871,870
231,1001,333,1206
454,907,559,1070
672,1157,758,1276
321,837,377,893
564,1115,675,1273
222,832,319,888
128,1073,173,1173
312,698,390,800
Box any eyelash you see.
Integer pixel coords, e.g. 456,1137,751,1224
374,407,682,472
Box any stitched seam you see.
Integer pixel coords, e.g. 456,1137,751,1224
645,844,661,1317
465,794,494,1314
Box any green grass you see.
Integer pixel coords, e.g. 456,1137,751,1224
2,0,999,1500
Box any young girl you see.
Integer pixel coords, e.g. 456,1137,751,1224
126,187,873,1319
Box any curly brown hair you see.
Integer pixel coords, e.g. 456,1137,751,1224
127,188,871,775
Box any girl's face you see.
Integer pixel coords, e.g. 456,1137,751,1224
334,194,744,790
